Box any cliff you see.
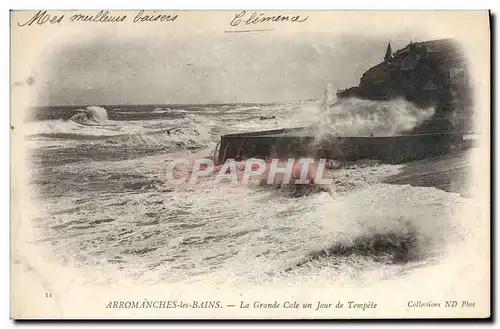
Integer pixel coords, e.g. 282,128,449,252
337,39,473,134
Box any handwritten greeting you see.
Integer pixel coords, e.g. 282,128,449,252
17,10,178,27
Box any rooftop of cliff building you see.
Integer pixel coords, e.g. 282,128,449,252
355,38,466,89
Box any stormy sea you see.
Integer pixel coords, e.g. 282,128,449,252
25,100,479,287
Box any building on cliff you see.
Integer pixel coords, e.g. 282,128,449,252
337,39,473,133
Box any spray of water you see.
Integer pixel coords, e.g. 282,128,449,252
323,82,337,108
310,97,435,139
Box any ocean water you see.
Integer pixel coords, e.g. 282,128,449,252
26,100,470,286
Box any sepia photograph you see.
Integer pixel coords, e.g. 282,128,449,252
10,10,490,319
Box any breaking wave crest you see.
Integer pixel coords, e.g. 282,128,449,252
69,106,111,126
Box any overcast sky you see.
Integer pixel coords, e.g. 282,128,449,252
37,31,419,105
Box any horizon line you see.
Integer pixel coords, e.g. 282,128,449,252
29,100,321,108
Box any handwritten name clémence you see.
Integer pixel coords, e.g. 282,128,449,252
17,10,178,27
230,10,309,27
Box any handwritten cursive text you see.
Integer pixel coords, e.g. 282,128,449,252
230,11,309,27
133,10,178,23
17,10,64,27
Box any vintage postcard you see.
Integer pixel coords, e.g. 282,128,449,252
10,10,490,319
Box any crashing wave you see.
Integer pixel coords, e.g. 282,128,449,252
310,97,435,138
70,106,111,126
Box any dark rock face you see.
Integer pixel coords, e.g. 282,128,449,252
337,39,473,134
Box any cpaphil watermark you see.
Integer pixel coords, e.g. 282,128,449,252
164,158,333,186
